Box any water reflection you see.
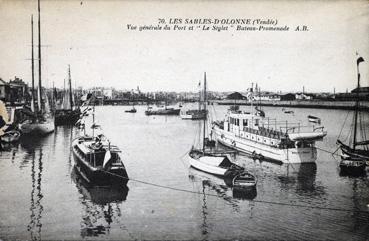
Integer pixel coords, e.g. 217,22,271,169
344,176,369,235
188,168,232,239
20,135,47,152
200,184,209,237
71,166,129,238
188,167,258,239
339,166,367,178
252,160,326,197
26,148,44,241
189,168,237,201
1,106,368,240
232,188,257,200
188,167,257,201
0,142,19,163
55,126,75,173
276,163,317,191
0,141,19,152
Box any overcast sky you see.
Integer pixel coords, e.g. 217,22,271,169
0,0,368,93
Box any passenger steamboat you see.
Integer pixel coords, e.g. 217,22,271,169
212,110,327,163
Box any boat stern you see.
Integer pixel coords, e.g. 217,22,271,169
286,146,317,163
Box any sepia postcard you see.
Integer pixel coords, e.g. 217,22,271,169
0,0,368,240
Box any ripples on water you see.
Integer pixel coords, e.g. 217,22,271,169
0,105,368,240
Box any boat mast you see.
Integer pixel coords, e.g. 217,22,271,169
92,104,95,138
37,0,42,113
353,55,364,149
202,72,207,153
68,65,73,110
198,81,201,111
31,15,36,112
52,81,54,112
251,82,254,115
258,85,260,104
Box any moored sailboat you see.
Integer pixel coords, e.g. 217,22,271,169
19,3,54,136
180,82,207,120
55,65,81,125
187,73,256,184
336,55,368,174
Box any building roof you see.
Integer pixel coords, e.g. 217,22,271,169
226,92,247,100
351,86,369,93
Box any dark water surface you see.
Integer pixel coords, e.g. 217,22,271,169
0,105,368,240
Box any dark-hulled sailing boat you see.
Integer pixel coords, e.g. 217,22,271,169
55,65,80,126
337,55,369,174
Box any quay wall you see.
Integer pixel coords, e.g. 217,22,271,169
212,100,369,112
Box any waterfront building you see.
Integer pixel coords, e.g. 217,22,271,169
0,78,10,100
295,92,313,100
0,77,29,104
280,93,296,101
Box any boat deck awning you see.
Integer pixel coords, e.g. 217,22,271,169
288,132,327,141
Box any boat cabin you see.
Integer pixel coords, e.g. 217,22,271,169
74,136,122,169
221,112,317,149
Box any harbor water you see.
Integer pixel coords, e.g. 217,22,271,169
0,105,368,240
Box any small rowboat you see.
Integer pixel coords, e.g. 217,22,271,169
308,115,321,124
282,108,294,114
1,130,21,143
125,107,137,113
232,172,257,191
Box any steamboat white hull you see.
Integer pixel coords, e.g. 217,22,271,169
213,126,317,164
